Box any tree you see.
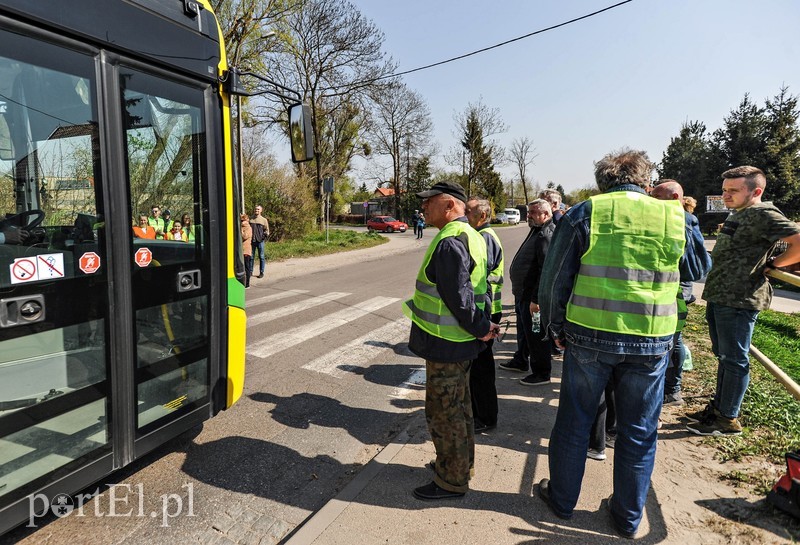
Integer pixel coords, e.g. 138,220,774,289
658,120,723,212
367,81,433,216
566,184,600,205
763,86,800,218
453,99,507,206
262,0,396,224
713,94,769,169
509,137,537,206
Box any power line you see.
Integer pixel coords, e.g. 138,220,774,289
323,0,634,92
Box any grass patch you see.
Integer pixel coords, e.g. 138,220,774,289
265,229,387,261
682,305,800,464
751,310,800,383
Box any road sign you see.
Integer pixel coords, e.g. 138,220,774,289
79,252,101,274
363,201,368,209
323,176,334,193
135,247,153,268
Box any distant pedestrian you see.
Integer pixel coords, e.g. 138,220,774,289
687,166,800,435
412,209,420,236
416,213,425,239
539,189,563,223
403,181,499,500
241,214,253,288
537,149,686,538
250,205,270,278
465,197,503,432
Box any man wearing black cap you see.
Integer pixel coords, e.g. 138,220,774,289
402,180,500,500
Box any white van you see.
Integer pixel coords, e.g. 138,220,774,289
504,208,521,225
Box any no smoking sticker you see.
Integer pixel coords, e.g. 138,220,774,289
10,253,66,284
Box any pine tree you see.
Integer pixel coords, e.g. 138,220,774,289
763,86,800,218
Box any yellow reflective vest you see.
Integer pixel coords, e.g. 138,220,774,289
481,227,504,315
402,220,488,342
566,192,685,337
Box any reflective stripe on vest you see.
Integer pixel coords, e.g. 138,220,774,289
483,227,504,315
676,290,688,332
402,220,488,342
566,191,685,337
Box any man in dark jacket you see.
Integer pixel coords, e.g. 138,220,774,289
518,199,556,386
500,200,553,377
402,181,499,500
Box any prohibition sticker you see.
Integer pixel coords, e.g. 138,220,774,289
10,258,37,284
10,253,66,284
79,251,101,274
135,247,153,267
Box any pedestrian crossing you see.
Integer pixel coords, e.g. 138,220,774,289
246,290,422,396
246,293,401,360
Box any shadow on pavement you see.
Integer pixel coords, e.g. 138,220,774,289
696,497,799,542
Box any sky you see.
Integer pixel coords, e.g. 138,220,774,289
345,0,800,195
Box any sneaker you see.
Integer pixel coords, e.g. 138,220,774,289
587,448,607,461
686,414,743,436
686,403,714,423
520,373,551,386
605,433,616,449
499,360,528,372
474,418,495,433
663,392,685,406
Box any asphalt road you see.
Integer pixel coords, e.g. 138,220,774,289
4,225,531,545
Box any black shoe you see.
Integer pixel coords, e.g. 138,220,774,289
413,481,465,500
686,403,714,423
499,360,528,372
520,373,551,386
474,419,496,433
537,479,572,520
257,273,265,278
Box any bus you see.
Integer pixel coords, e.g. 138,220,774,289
0,0,312,533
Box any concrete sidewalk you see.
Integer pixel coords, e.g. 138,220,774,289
282,330,792,545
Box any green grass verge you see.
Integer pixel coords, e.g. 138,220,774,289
265,229,388,261
682,305,800,469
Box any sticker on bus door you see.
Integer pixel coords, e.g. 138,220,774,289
10,254,65,284
135,247,153,267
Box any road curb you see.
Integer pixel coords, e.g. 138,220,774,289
282,426,414,545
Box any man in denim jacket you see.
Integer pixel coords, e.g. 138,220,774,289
536,149,708,538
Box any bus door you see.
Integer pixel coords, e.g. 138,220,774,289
0,28,114,517
115,63,216,456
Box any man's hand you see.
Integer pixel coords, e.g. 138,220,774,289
553,336,566,350
529,302,540,314
478,322,501,342
1,226,29,244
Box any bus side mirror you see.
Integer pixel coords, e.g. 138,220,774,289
289,103,314,163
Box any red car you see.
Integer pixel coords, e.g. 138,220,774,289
367,215,408,233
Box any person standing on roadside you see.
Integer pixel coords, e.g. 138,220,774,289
403,181,500,501
412,209,420,237
687,166,800,436
537,149,686,539
250,205,270,279
465,197,503,432
241,214,253,288
651,180,711,407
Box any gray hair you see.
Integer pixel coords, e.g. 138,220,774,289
539,189,562,207
528,199,552,217
594,148,653,191
467,197,492,219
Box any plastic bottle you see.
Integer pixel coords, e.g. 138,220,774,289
531,311,541,334
682,346,693,371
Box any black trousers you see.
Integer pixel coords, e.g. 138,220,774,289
470,312,501,426
590,379,617,450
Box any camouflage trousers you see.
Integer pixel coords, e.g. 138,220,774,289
425,359,474,493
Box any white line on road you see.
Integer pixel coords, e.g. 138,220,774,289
389,367,426,398
247,292,350,328
245,289,310,308
247,296,401,359
302,319,409,377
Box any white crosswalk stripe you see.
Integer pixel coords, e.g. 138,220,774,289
389,367,426,398
302,319,409,377
247,296,400,358
245,289,309,308
247,292,350,328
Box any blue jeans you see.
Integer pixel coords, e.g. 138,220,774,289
664,331,685,396
252,240,266,274
548,343,669,534
706,302,759,419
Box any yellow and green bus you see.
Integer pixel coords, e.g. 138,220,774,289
0,0,312,533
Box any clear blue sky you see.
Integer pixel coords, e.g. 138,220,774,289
349,0,800,194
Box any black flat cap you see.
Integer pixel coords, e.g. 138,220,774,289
416,181,467,203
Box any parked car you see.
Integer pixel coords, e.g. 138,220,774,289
492,212,509,224
504,208,521,225
367,215,408,233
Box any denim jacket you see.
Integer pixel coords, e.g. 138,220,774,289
539,184,711,356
